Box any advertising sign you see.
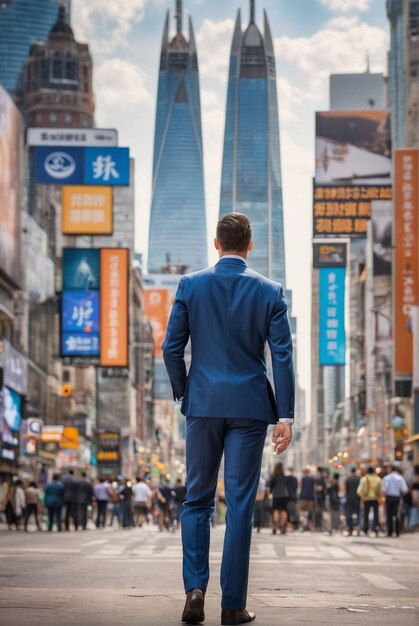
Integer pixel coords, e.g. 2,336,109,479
313,242,347,268
319,267,346,366
143,275,182,359
84,147,130,186
62,186,113,235
0,84,23,287
36,146,84,184
100,249,129,367
1,387,21,462
371,200,392,276
313,183,391,237
96,431,121,466
394,149,419,376
315,110,391,185
63,248,100,290
27,127,118,147
62,291,100,334
60,427,79,451
2,338,28,395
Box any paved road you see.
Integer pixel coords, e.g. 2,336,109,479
0,523,418,625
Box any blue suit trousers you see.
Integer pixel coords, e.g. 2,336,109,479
182,417,268,609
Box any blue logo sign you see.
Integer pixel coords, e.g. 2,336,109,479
62,291,100,334
36,147,83,184
62,333,100,357
319,267,346,366
63,249,100,290
84,147,130,186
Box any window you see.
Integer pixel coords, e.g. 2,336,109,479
64,113,73,125
49,112,58,122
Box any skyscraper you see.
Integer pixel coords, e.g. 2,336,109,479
387,0,407,148
0,0,71,96
220,0,285,284
148,0,207,274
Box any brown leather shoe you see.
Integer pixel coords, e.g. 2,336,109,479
221,609,256,625
182,588,205,623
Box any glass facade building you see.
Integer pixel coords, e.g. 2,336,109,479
387,0,407,148
220,2,285,284
0,0,71,95
148,1,207,274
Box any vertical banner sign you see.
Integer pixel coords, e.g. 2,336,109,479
319,267,346,365
100,249,129,367
144,289,171,358
394,149,419,376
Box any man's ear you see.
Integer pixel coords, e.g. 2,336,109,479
248,241,254,252
214,238,220,251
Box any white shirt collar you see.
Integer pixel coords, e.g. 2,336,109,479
217,254,247,265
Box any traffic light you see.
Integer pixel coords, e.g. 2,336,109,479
61,384,72,397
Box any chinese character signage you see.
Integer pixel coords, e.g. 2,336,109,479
143,275,182,358
319,267,346,366
62,186,113,235
100,249,129,367
394,149,419,376
27,127,118,147
35,146,130,185
2,338,28,395
96,431,121,468
313,242,347,268
313,183,392,237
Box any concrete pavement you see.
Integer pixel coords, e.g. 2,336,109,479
0,523,418,625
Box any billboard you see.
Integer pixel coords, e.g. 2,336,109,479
315,110,391,185
143,274,182,358
27,127,118,147
394,149,419,376
62,186,113,235
1,387,21,462
371,200,392,276
313,242,347,268
84,147,129,186
0,84,23,287
313,183,392,237
35,146,130,185
2,338,28,395
100,249,129,367
62,248,100,290
62,291,100,334
319,267,346,365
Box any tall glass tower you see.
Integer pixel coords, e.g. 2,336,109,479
0,0,71,96
220,0,285,284
148,0,207,274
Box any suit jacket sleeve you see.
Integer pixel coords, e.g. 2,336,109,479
268,286,295,423
162,277,190,401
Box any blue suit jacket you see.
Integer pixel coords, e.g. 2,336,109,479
162,257,295,424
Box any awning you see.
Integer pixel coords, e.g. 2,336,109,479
404,434,419,444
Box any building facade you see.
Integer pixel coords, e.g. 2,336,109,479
147,0,207,274
0,0,71,96
387,0,407,148
219,1,285,284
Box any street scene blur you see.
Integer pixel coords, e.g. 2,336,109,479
0,0,419,624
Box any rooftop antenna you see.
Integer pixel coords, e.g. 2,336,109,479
250,0,255,23
176,0,182,33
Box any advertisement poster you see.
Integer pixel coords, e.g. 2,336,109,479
319,267,346,366
2,387,21,453
63,248,100,290
84,147,130,186
100,249,129,367
62,186,113,235
62,291,100,334
313,242,347,268
143,275,182,358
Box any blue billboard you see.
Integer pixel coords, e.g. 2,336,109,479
62,333,100,357
2,387,21,447
36,147,84,184
84,147,130,185
319,267,346,366
62,290,100,334
63,249,100,290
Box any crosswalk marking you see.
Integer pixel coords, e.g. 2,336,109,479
358,573,408,590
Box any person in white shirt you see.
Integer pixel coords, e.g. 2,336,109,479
382,466,408,537
132,477,152,527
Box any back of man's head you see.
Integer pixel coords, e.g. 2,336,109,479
367,466,375,474
216,213,252,252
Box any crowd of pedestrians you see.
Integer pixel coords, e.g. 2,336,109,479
255,463,419,537
0,472,187,533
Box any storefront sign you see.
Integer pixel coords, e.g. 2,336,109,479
62,186,113,235
2,339,28,395
27,127,118,147
100,249,129,367
319,267,346,365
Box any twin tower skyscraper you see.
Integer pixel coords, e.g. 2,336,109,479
148,0,286,286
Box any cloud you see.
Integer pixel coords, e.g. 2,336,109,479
94,59,152,112
319,0,370,11
196,18,234,81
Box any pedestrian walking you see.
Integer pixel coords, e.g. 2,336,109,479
120,479,133,528
94,478,111,528
327,472,341,534
173,478,187,528
268,462,289,535
10,480,26,530
24,481,42,531
299,467,315,531
132,477,152,527
44,474,64,532
156,477,174,532
163,214,294,624
357,466,382,535
253,475,267,533
286,467,299,530
344,468,361,536
382,465,408,537
62,470,77,531
314,467,327,531
75,472,94,530
109,479,122,527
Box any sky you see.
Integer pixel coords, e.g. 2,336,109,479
71,0,390,417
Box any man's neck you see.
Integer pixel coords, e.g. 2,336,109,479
219,251,247,260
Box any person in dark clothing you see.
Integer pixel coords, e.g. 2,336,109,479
299,467,315,530
174,478,187,528
157,478,174,531
345,468,361,535
286,467,299,530
75,472,94,530
314,467,327,531
268,462,289,535
62,470,77,531
24,481,42,531
44,474,64,532
327,473,341,534
120,480,133,528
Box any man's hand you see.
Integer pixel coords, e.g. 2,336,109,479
272,423,292,455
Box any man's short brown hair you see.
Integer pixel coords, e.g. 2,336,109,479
216,213,252,252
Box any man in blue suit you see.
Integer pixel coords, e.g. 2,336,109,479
163,214,294,625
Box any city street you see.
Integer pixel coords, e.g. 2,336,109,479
0,524,418,625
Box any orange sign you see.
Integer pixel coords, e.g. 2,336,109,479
100,248,129,366
62,186,112,234
144,289,171,358
60,427,79,451
394,149,419,376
